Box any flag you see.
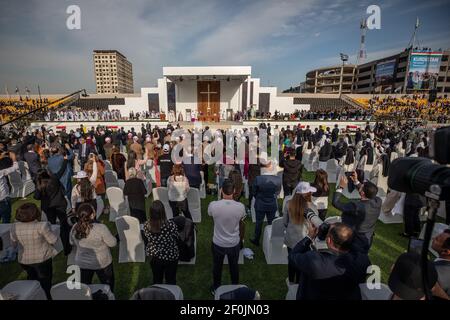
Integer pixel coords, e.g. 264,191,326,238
415,17,420,29
15,86,19,94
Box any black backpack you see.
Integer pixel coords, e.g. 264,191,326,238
172,216,196,262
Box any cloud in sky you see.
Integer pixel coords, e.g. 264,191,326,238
0,0,449,93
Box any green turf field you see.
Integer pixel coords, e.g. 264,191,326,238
0,170,414,300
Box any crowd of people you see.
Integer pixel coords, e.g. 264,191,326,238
0,98,53,123
0,116,449,301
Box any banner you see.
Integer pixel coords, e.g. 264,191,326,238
375,59,396,93
406,52,442,90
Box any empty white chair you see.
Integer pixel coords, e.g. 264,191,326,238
104,170,119,189
152,187,173,219
8,171,35,198
312,196,328,211
371,164,388,198
152,284,184,300
106,187,128,222
187,188,202,223
1,280,47,300
50,282,115,300
73,153,81,173
325,159,339,183
301,149,312,166
359,283,393,300
262,217,288,264
419,222,449,257
199,172,206,199
437,201,446,219
18,161,32,182
282,195,293,216
379,191,405,224
243,179,249,199
115,216,146,263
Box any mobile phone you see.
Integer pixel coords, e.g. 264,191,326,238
345,171,353,178
408,237,424,255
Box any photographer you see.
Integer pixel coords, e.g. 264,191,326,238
0,151,19,223
332,171,382,253
288,222,370,300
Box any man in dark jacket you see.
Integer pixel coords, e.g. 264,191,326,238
332,172,382,253
289,222,370,300
159,144,173,187
23,144,42,181
250,156,281,246
183,151,202,189
280,149,302,196
331,124,339,143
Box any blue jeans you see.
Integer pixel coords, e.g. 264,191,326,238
0,198,11,223
254,208,276,243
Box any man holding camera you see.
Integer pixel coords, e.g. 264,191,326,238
288,222,370,300
332,171,382,253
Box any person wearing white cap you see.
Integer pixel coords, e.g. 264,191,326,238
130,135,143,160
249,155,282,246
71,168,97,212
283,181,322,284
158,144,173,187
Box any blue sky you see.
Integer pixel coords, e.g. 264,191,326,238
0,0,449,93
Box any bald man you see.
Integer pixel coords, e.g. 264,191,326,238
288,222,370,300
432,229,450,295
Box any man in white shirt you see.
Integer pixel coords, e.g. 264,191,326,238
208,179,246,294
0,152,19,223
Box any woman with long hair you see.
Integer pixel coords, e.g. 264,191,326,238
311,169,330,220
85,154,106,213
10,203,58,299
111,146,126,180
71,162,97,212
283,182,321,284
34,157,72,255
124,150,147,181
70,203,117,291
228,169,243,202
167,164,192,220
143,200,179,284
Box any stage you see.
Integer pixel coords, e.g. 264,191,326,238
29,119,374,132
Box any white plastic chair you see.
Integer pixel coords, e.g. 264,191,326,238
0,224,12,259
115,216,146,263
152,187,173,219
153,284,184,300
312,196,328,211
199,172,206,199
214,285,246,300
187,188,202,223
50,282,115,300
8,171,35,198
371,164,388,198
285,278,299,300
105,170,120,189
18,161,32,182
96,196,104,219
1,280,47,300
262,217,288,264
106,187,128,222
104,160,113,171
325,159,339,183
359,283,392,300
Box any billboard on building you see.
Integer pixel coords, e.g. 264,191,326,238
406,52,442,90
375,59,396,92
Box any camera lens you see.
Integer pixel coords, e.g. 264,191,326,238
388,157,450,200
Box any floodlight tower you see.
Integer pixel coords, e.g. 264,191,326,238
356,18,368,66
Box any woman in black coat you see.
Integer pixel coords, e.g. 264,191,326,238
34,157,71,255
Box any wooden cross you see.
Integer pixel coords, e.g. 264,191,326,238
200,83,217,114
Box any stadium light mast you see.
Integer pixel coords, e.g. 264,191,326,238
339,53,349,98
356,19,368,66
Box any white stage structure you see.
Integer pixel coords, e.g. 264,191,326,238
107,66,310,120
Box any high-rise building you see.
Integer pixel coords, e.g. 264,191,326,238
93,50,134,94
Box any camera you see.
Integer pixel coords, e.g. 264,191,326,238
388,126,450,200
304,209,329,241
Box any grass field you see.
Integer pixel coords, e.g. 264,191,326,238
0,170,413,300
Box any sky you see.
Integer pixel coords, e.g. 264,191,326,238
0,0,449,94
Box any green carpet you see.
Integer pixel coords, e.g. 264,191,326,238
0,170,412,300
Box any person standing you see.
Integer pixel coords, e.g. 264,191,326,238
158,144,173,187
167,164,192,220
143,200,179,284
10,203,58,299
250,155,281,246
123,167,148,223
0,152,19,223
23,144,42,181
280,149,302,196
208,179,246,294
70,204,117,292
